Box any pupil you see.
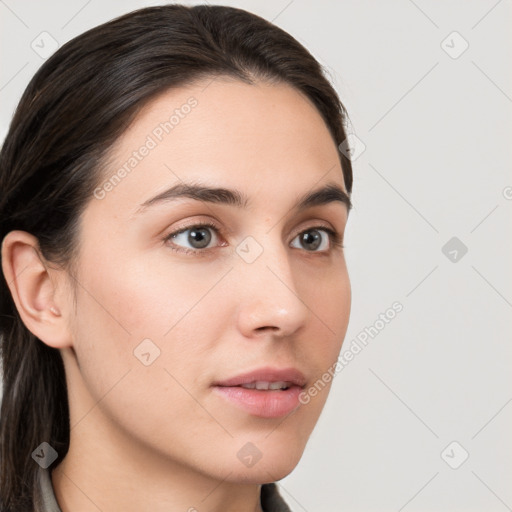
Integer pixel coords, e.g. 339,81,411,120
302,230,321,251
189,228,211,248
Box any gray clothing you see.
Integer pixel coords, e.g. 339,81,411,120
37,467,291,511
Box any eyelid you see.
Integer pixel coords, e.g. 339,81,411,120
289,220,333,241
166,219,220,238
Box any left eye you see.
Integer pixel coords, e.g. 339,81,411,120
290,228,333,252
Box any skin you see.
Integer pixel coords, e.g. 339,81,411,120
2,78,351,511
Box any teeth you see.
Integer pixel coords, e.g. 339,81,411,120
240,381,290,390
269,381,289,390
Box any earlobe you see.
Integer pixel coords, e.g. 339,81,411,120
1,230,72,349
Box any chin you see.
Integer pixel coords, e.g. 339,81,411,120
224,436,308,484
226,457,302,485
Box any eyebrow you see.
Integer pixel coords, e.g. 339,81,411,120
136,181,352,214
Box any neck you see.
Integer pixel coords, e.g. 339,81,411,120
51,424,263,512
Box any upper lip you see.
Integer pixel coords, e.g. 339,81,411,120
213,367,306,388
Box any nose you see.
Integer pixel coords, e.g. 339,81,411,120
234,240,309,339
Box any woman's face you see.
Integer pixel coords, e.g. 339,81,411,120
62,78,351,483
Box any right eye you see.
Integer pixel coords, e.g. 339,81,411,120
164,222,224,254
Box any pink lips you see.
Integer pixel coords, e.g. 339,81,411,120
212,367,306,419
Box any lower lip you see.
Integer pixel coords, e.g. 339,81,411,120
213,385,303,418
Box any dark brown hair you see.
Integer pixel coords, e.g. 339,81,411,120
0,4,353,510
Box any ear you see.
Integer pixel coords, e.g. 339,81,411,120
1,230,73,349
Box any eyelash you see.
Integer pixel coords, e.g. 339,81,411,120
163,221,344,257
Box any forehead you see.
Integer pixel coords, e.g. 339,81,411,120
93,78,346,215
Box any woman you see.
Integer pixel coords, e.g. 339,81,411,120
0,4,353,511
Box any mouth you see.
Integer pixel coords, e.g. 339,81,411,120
212,367,306,419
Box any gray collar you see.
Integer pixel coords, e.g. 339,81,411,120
37,468,62,512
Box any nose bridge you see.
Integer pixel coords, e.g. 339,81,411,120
234,232,308,337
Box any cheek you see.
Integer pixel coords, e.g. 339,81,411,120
76,246,227,336
298,258,351,359
70,251,231,393
68,254,229,443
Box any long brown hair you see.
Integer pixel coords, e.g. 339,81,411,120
0,4,353,510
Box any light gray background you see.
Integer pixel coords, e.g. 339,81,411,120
1,1,511,511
